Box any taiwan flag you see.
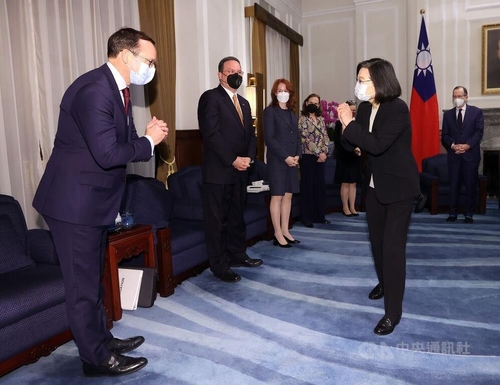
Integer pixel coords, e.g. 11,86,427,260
410,15,440,172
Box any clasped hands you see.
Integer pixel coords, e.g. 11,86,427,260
317,153,327,163
233,156,251,171
285,156,299,167
337,103,354,132
145,116,169,145
451,143,470,154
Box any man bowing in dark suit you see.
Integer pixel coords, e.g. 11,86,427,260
197,56,263,283
441,86,484,223
33,28,168,376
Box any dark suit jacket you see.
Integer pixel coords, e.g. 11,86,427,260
197,85,257,184
441,104,484,163
263,105,301,170
33,64,152,226
343,98,419,204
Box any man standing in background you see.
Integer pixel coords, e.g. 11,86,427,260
441,86,484,224
197,56,263,283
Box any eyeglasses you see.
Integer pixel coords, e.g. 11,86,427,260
356,78,373,84
128,49,156,68
223,70,244,76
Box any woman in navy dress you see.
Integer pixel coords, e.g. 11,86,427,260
263,78,301,247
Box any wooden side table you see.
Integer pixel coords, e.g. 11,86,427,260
103,224,155,322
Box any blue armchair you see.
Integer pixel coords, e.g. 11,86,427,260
120,173,207,298
0,195,71,376
420,154,487,215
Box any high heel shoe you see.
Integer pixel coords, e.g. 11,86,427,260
350,212,359,217
283,235,300,244
342,211,353,217
273,236,292,248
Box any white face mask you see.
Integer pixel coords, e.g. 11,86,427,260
128,56,156,86
277,91,290,103
354,82,372,102
453,98,465,108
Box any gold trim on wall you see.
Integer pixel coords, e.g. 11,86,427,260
481,23,500,95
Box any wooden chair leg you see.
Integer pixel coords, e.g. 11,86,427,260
156,227,175,297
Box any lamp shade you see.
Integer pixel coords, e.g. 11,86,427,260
246,85,257,118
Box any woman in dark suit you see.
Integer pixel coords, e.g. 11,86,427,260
337,58,420,335
263,78,301,247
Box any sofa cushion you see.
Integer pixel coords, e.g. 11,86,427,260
0,264,65,328
0,214,35,275
173,198,204,221
169,219,206,255
122,175,173,229
167,167,203,201
430,164,449,184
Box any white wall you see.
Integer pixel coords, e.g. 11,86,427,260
174,0,302,131
175,0,500,131
302,0,500,113
174,0,248,131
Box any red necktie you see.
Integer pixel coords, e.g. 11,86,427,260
122,88,130,115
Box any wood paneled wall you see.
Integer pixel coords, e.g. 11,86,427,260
174,130,203,169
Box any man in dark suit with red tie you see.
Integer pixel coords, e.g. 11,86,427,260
197,56,262,283
33,28,168,376
441,86,484,223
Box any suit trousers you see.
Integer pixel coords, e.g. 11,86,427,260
43,216,113,366
299,154,326,225
365,187,414,320
202,182,247,274
448,155,479,217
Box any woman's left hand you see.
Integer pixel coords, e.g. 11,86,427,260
337,103,353,129
317,153,327,162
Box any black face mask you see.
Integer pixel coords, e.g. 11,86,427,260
227,73,242,89
306,104,319,114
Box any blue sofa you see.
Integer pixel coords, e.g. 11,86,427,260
419,154,487,215
0,195,71,376
121,164,270,297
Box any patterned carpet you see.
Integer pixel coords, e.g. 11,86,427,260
2,202,500,384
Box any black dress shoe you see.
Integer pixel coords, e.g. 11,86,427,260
342,211,353,217
446,215,457,222
464,216,474,224
213,269,241,283
107,336,145,355
231,258,263,267
368,284,384,300
321,219,331,224
273,236,292,248
374,316,401,335
414,192,427,213
283,235,300,244
83,353,147,377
